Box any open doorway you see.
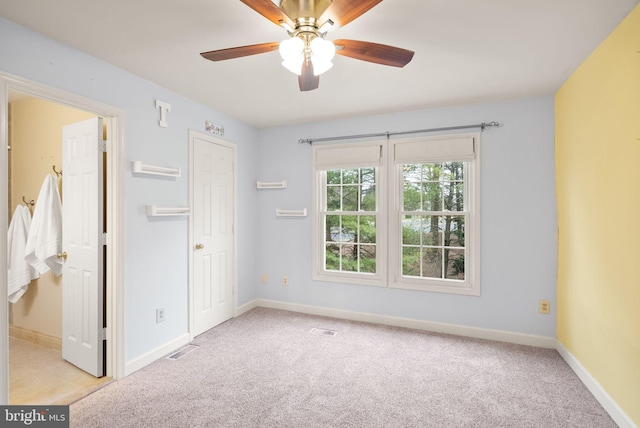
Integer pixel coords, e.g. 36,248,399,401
1,74,124,405
7,92,110,404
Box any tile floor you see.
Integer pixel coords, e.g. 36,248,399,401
9,337,112,405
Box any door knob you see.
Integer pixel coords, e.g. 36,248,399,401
195,243,204,250
57,251,68,261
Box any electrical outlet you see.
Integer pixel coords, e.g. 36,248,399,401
261,274,268,284
539,300,550,314
156,308,166,323
282,276,289,286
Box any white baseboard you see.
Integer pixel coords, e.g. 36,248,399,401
556,341,637,428
236,299,259,317
251,298,557,348
124,333,190,377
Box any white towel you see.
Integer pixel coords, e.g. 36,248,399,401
25,174,63,276
8,205,40,303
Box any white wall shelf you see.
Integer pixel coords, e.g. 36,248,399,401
146,205,190,217
132,161,181,177
276,208,307,217
257,180,287,189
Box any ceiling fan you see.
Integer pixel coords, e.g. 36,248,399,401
200,0,415,91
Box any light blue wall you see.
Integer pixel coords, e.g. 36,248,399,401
0,17,260,362
256,96,557,337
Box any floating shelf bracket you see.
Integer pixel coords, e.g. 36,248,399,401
132,161,181,177
146,205,190,216
276,208,307,217
257,180,287,189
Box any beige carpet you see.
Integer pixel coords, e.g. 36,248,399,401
70,308,615,427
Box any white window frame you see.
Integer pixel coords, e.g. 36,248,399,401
312,141,388,287
312,133,480,296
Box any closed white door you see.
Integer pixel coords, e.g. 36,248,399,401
190,133,235,337
61,117,104,377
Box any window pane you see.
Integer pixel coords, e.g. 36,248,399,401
342,245,358,272
445,248,465,280
403,164,422,182
422,181,442,211
342,169,359,184
421,216,441,246
327,186,341,211
423,163,442,181
403,182,421,211
327,170,341,185
444,216,465,247
342,185,359,211
402,246,420,276
361,168,376,185
422,248,443,279
443,181,464,211
360,216,376,243
402,215,421,245
361,183,376,211
342,215,357,242
326,215,340,242
360,245,376,273
442,162,464,181
325,244,340,270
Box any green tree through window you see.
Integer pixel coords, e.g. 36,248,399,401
401,162,466,280
324,168,377,274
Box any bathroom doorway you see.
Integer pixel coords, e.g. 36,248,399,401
1,75,124,404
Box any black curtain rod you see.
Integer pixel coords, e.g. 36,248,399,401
298,121,501,145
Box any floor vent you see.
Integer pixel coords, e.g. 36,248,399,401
310,328,338,337
166,344,199,360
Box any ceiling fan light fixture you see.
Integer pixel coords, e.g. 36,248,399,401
311,58,333,76
281,57,304,75
310,37,336,76
279,37,304,74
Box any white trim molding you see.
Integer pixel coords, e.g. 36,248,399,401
556,341,637,428
248,298,557,348
124,333,190,376
0,73,126,399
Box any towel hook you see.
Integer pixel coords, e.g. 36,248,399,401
22,196,35,207
52,165,62,177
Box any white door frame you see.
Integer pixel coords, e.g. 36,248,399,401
187,130,238,341
0,73,125,403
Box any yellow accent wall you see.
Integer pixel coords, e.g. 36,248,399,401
555,5,640,425
8,96,94,340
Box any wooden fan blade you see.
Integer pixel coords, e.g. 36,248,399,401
200,42,280,61
334,39,414,67
319,0,382,29
299,60,320,91
240,0,294,28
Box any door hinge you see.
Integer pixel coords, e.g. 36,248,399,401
99,328,107,341
100,140,107,153
99,232,107,245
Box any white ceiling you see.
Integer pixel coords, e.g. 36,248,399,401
1,0,638,128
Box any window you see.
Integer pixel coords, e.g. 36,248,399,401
400,162,466,280
313,133,480,295
325,167,377,274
